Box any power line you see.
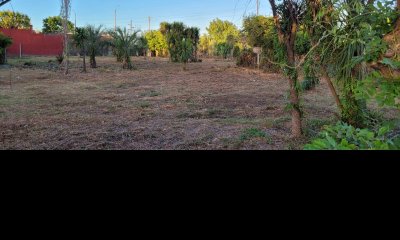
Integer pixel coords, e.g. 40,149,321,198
0,0,11,8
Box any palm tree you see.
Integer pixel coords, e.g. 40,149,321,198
86,25,103,68
180,38,193,71
185,27,200,61
110,27,140,69
72,27,88,72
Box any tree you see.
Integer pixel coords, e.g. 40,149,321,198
206,18,240,58
164,22,185,62
243,15,275,48
42,16,74,33
199,34,212,55
0,10,31,29
302,0,342,111
72,27,88,72
180,38,193,70
110,27,140,69
185,27,200,61
0,32,12,64
86,25,103,68
133,35,147,56
268,0,305,138
207,19,239,44
145,30,167,56
163,22,199,63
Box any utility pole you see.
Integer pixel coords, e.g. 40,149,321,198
148,16,151,32
114,9,117,31
128,19,133,33
257,0,259,15
74,11,76,30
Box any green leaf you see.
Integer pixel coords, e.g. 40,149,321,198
378,127,390,136
381,58,400,69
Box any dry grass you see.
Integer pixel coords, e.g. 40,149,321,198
0,56,398,150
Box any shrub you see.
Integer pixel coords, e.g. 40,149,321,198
304,122,399,150
236,49,255,67
301,76,320,91
215,42,233,59
233,46,241,58
0,32,12,64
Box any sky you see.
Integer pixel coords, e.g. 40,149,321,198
1,0,273,34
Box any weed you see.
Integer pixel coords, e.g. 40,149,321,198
239,128,268,141
140,90,161,97
136,101,151,109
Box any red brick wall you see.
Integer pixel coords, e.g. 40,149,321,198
0,28,64,56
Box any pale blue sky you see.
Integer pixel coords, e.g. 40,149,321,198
1,0,273,34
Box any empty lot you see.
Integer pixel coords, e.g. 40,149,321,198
1,56,397,150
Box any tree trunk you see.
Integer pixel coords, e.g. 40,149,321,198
286,41,302,138
321,67,343,112
306,0,343,113
183,61,187,71
90,54,96,68
269,0,302,137
82,51,87,73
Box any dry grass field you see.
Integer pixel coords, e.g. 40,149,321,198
0,56,398,150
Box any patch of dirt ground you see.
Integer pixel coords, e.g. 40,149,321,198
0,56,397,150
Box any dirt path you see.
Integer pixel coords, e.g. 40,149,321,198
0,57,350,149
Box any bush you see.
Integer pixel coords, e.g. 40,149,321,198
236,49,255,67
0,32,12,65
304,122,399,150
233,46,241,58
215,42,233,59
301,76,320,91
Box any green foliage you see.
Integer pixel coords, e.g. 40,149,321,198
304,122,399,150
240,15,284,71
295,30,311,55
239,128,268,141
180,38,193,69
72,27,88,70
110,27,140,69
215,42,233,59
42,16,74,33
163,22,199,63
145,30,167,56
233,46,241,58
301,76,319,91
73,27,88,50
132,36,147,56
85,25,104,68
0,32,12,64
203,18,240,58
314,0,398,126
301,58,319,91
356,70,400,109
199,34,212,55
0,11,31,29
207,18,239,45
185,26,200,61
242,15,275,47
260,34,286,71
